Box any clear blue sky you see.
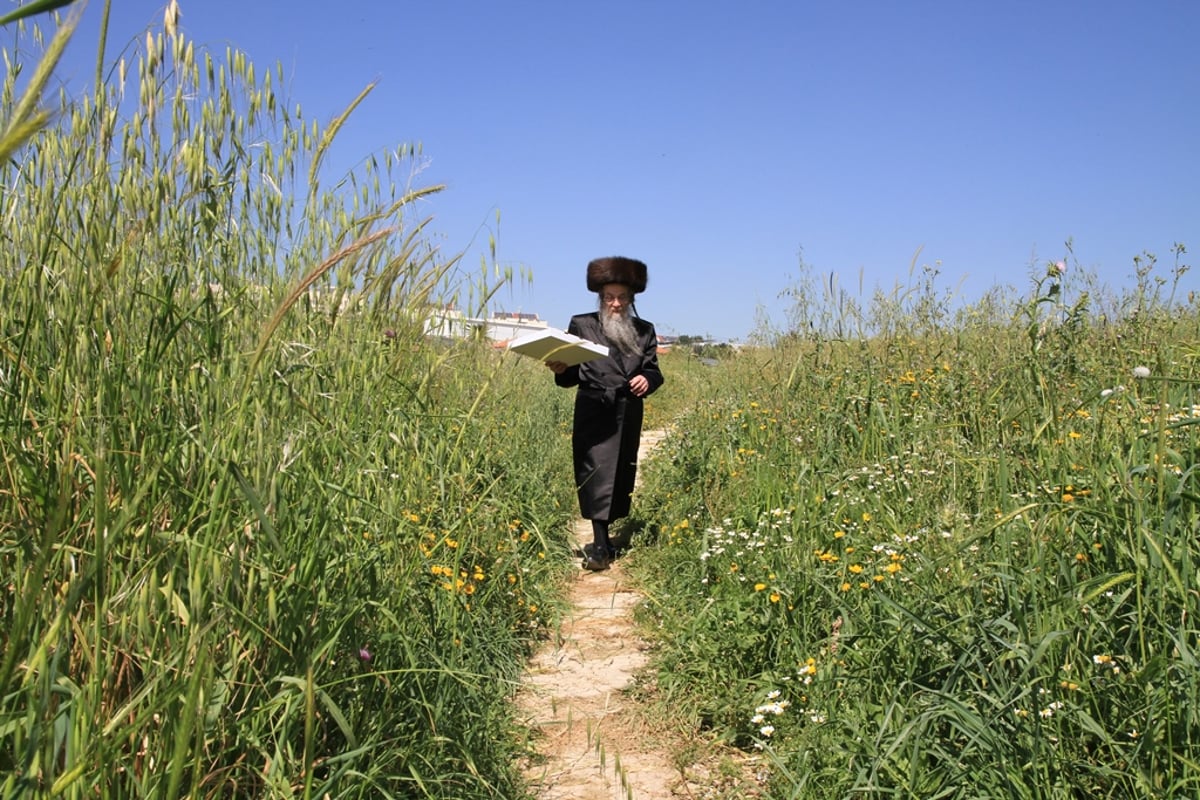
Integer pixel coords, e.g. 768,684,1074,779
47,1,1200,340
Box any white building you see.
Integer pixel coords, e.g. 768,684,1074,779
424,308,549,342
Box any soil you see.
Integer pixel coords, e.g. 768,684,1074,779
516,431,765,800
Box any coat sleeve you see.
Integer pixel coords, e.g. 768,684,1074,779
637,323,665,396
553,316,583,388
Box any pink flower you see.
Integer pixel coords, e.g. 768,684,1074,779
359,647,373,662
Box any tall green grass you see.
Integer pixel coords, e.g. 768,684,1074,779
632,255,1200,798
2,10,578,798
9,6,1200,799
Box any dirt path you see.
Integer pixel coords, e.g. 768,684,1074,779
517,431,761,799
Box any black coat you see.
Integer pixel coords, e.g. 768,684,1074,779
554,312,665,521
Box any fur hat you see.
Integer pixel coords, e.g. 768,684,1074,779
586,256,648,294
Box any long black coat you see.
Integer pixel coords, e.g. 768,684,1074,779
554,312,665,522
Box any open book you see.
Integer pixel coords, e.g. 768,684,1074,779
507,327,609,366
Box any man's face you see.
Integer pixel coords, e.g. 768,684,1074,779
600,284,632,317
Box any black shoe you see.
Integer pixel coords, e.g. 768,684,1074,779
583,554,610,571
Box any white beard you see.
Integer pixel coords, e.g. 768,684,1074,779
600,305,639,356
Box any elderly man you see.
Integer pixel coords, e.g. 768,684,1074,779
546,257,666,570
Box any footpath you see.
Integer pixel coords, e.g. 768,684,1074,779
516,430,762,799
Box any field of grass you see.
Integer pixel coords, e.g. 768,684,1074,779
2,9,582,797
4,6,1199,799
630,261,1200,798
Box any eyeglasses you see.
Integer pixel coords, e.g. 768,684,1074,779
601,293,632,304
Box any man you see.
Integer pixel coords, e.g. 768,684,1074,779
546,257,666,570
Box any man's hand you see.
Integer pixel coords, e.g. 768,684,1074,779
628,374,650,397
546,360,568,375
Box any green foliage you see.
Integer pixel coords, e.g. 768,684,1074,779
0,12,575,799
0,0,83,162
632,254,1200,798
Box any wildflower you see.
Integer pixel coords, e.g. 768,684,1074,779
1100,388,1114,399
359,647,373,662
769,592,781,603
1050,260,1066,276
1132,365,1151,379
1035,705,1058,720
754,582,767,592
759,724,775,737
